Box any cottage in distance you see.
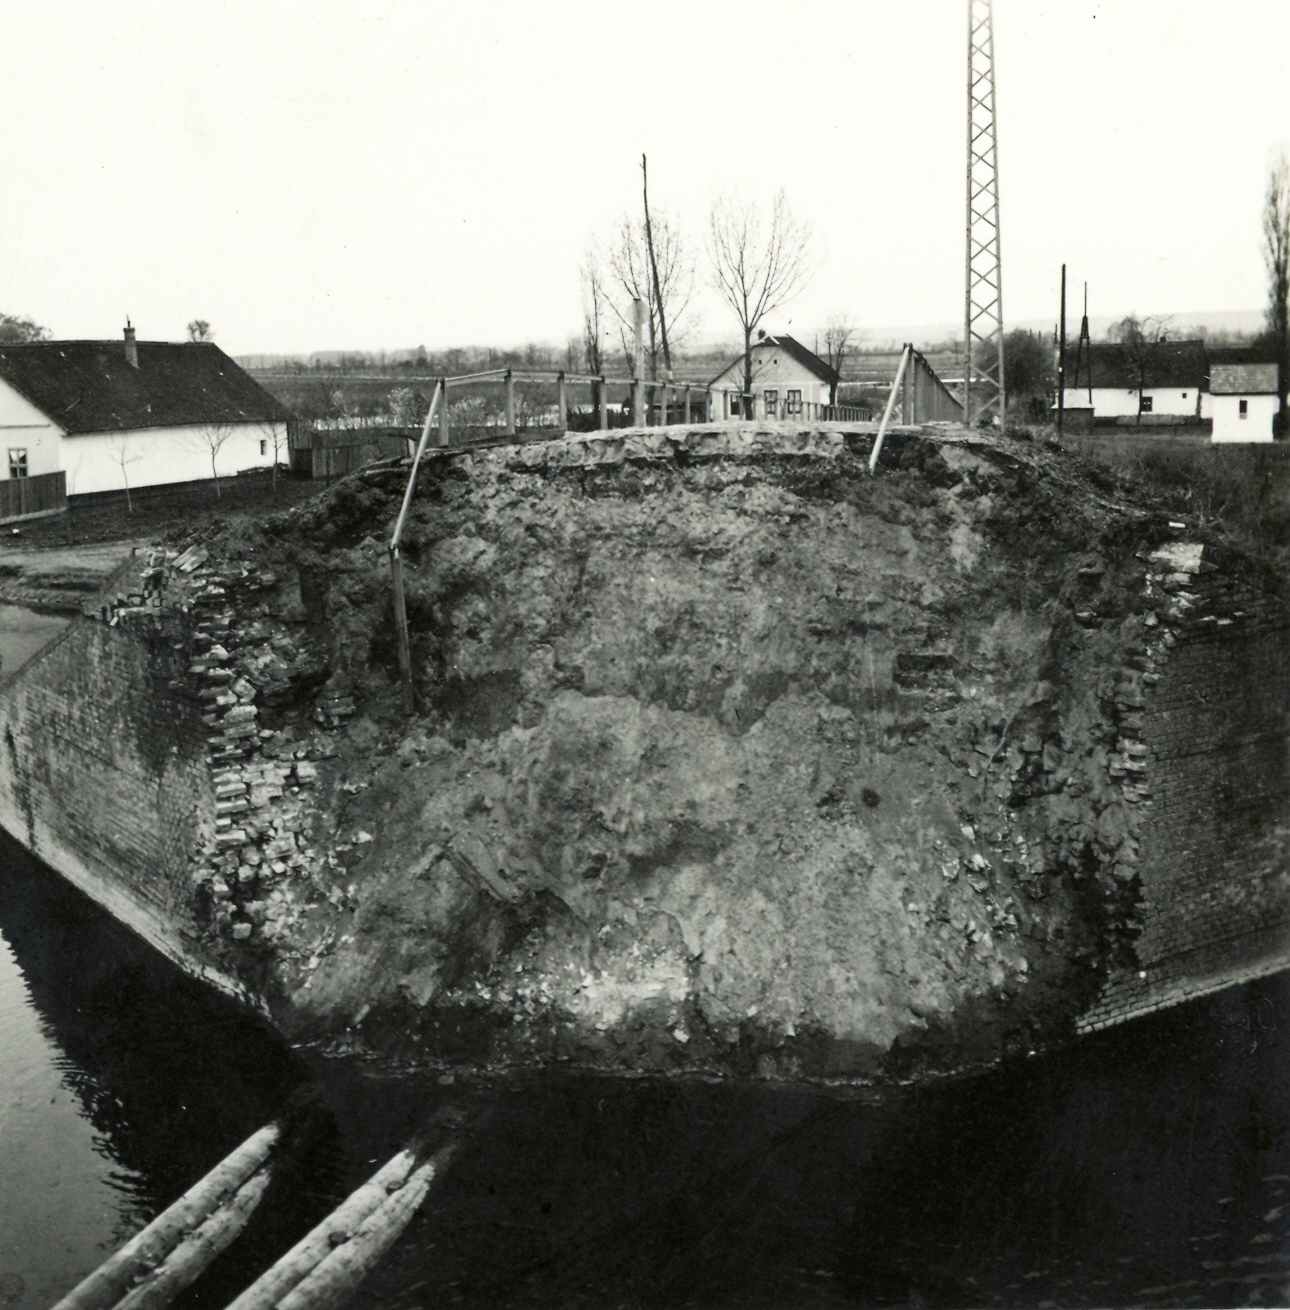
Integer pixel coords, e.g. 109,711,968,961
0,324,292,499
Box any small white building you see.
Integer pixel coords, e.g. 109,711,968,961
709,333,838,419
0,327,292,497
1059,340,1207,422
1209,363,1278,443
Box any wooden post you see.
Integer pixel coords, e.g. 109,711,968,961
631,298,645,426
598,377,608,430
557,371,568,431
438,378,449,447
684,386,691,423
1057,263,1067,437
504,369,515,437
901,347,912,424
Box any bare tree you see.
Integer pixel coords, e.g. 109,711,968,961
580,253,608,425
187,319,213,342
1264,150,1290,437
822,315,854,406
604,205,694,381
1109,314,1171,426
107,432,152,512
194,422,234,496
255,417,288,489
708,190,813,406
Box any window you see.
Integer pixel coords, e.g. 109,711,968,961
1239,398,1249,419
8,449,27,479
1182,392,1188,399
260,439,268,455
786,389,802,415
764,389,778,417
1140,395,1153,413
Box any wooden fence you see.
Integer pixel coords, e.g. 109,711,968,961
0,470,66,524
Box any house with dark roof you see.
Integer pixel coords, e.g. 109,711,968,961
1210,363,1278,442
0,326,293,497
1059,339,1207,422
709,332,839,419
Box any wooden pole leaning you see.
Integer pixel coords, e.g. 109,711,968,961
869,343,913,474
390,381,444,715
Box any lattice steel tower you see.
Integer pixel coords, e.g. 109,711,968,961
965,0,1005,424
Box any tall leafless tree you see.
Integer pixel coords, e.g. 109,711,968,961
187,319,213,342
822,315,854,406
580,253,608,425
605,207,694,381
1264,151,1290,436
708,190,813,406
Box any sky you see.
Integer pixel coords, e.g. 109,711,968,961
1,0,1288,357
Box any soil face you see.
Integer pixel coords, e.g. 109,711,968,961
156,424,1230,1087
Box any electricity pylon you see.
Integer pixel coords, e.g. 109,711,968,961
965,0,1005,425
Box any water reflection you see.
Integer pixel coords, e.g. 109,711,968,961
1,817,1287,1309
0,831,338,1307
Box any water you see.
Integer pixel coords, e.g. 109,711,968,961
0,823,1287,1309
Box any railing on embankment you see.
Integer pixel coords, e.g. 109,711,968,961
289,369,883,479
0,469,66,524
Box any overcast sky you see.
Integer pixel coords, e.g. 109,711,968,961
2,0,1287,356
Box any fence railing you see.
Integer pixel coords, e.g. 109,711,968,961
0,470,66,523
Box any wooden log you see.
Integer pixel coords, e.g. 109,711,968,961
50,1124,279,1310
112,1169,272,1310
222,1149,420,1310
275,1148,454,1310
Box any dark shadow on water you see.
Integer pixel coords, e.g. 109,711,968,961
0,829,344,1306
2,821,1288,1308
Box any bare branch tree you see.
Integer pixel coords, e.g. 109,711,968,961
193,422,234,497
822,315,854,406
581,252,609,425
604,206,694,381
708,190,813,405
255,417,288,490
1264,150,1290,436
107,432,151,513
187,319,213,342
1109,314,1172,426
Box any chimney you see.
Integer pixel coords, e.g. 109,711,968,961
123,320,138,368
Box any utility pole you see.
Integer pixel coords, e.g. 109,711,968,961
1057,263,1066,436
1073,282,1093,404
965,0,1005,426
641,153,672,380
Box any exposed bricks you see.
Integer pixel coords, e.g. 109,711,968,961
1078,541,1290,1031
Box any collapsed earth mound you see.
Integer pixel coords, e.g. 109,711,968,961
42,423,1290,1088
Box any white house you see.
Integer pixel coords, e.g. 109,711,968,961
0,327,293,497
1059,339,1207,422
1209,363,1278,442
709,333,838,419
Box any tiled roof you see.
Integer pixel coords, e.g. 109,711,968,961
1210,363,1278,394
0,340,293,435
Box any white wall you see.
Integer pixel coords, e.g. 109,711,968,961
61,420,288,496
0,377,64,477
1061,386,1199,418
712,346,832,416
1211,393,1277,443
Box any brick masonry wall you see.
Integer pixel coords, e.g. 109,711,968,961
0,553,253,1002
1078,547,1290,1030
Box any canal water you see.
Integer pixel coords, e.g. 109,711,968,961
0,825,1287,1310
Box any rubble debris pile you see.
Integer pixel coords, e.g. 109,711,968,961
78,424,1290,1086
